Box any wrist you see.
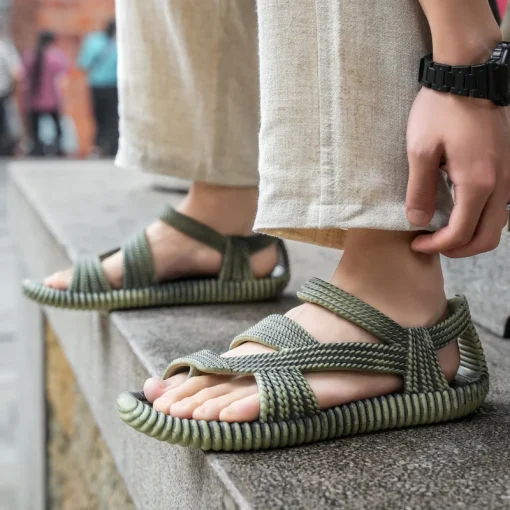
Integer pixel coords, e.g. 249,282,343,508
431,26,502,66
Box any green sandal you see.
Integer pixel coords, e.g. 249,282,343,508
117,277,489,451
22,206,290,311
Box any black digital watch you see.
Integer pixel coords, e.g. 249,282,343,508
418,41,510,106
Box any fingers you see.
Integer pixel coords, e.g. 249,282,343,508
412,180,492,254
406,144,442,226
443,182,509,258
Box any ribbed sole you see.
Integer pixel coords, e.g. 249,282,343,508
22,275,290,311
117,374,489,451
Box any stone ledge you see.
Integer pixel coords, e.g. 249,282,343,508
442,237,510,337
10,161,510,510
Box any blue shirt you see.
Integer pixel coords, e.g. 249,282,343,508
78,32,117,87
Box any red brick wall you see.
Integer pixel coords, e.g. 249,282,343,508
12,0,115,156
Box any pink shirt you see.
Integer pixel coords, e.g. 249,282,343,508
23,47,69,111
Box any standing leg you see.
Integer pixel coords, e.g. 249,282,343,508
0,96,8,155
91,87,103,153
106,86,119,156
50,111,64,156
29,111,43,156
144,0,501,424
44,0,277,291
98,87,120,157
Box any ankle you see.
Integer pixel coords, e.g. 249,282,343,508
178,181,258,236
332,229,447,328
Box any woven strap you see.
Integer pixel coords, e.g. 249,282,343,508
230,314,317,350
160,206,276,281
162,278,475,422
122,231,157,289
256,369,319,422
298,278,470,349
163,308,420,422
69,256,112,293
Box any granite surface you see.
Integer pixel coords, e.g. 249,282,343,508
443,233,510,337
11,161,510,510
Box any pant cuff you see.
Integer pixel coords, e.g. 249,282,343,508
254,202,452,249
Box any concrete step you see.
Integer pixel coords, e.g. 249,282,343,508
9,161,510,510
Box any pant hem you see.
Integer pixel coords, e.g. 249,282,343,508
115,135,259,188
254,202,452,249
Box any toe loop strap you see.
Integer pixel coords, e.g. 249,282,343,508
162,350,232,379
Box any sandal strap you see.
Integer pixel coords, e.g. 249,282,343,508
160,206,276,281
164,344,407,376
69,256,112,293
162,349,232,379
298,278,470,349
230,314,318,350
160,280,474,422
160,206,227,253
162,342,407,422
122,231,157,289
226,343,407,374
256,368,319,422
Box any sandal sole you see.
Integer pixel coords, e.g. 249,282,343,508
117,374,489,451
22,274,290,311
117,326,490,451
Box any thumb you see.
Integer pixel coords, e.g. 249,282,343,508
406,146,441,227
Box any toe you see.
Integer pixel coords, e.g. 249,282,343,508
190,382,257,421
153,374,229,414
168,382,233,418
44,268,73,290
143,373,187,403
218,393,260,423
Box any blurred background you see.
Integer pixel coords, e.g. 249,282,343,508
1,1,116,508
1,0,116,160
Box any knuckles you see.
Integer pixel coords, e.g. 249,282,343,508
469,166,496,193
407,144,437,161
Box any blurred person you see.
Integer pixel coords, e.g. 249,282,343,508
23,31,69,156
78,19,118,157
0,36,22,155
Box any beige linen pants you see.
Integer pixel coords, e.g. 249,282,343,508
115,0,453,248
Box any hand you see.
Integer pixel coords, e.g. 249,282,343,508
406,87,510,257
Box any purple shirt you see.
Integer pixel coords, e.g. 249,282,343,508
23,47,69,111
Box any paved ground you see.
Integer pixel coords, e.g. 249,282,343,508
0,160,18,510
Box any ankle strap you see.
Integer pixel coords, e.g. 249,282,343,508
160,206,275,254
298,278,471,349
160,206,227,252
160,206,277,280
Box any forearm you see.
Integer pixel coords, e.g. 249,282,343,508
419,0,501,64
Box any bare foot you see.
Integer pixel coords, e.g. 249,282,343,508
143,302,460,423
44,183,278,290
143,230,460,423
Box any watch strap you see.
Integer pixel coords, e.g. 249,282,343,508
418,54,489,99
